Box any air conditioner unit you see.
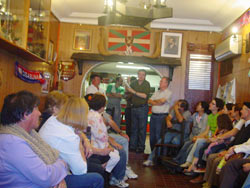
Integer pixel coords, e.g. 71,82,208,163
215,35,242,62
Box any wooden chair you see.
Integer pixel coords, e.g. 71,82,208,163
154,119,186,161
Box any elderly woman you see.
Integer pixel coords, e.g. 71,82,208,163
38,90,68,130
0,91,67,188
39,96,104,188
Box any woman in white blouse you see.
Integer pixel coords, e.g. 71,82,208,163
39,97,104,188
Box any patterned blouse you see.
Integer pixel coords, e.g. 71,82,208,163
88,109,109,149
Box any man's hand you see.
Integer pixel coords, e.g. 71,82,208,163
167,120,172,128
54,179,67,188
243,163,250,172
126,86,135,94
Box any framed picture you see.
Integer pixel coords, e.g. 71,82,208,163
48,40,54,62
161,32,182,58
73,29,92,50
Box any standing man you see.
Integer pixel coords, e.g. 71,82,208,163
126,69,151,153
148,77,172,151
86,74,105,95
106,77,124,127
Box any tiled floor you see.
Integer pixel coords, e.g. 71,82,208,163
115,152,202,188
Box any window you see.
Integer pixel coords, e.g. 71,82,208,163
188,54,212,90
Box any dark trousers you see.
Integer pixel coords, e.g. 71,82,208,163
125,107,132,138
220,158,250,188
130,105,149,151
87,155,110,188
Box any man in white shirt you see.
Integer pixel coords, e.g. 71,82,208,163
86,74,105,95
148,77,172,151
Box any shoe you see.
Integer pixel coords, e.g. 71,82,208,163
189,175,204,184
143,160,154,167
109,178,129,188
183,171,195,176
123,175,128,181
126,166,138,179
194,168,206,173
180,162,191,168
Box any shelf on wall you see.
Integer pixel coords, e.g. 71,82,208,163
0,36,46,62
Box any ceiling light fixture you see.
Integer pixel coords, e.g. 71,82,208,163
100,0,172,29
116,65,150,70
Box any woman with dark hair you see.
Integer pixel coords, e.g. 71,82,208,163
86,93,129,188
171,101,209,166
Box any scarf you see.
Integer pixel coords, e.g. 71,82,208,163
0,124,59,165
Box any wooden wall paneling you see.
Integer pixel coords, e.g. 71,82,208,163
0,49,51,109
58,24,222,100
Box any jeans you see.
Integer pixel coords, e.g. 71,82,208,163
130,105,149,150
186,138,207,163
149,114,166,151
173,140,194,165
109,133,129,163
107,103,121,127
111,149,127,181
242,172,250,188
65,173,104,188
193,139,209,158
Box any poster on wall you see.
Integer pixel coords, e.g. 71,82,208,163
216,78,236,103
108,29,151,55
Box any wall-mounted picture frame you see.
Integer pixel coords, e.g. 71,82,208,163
48,40,54,62
161,32,183,58
73,29,92,51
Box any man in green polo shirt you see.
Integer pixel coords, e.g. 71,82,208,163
106,77,124,127
126,69,151,153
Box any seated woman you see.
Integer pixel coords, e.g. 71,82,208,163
173,101,209,165
185,114,233,173
0,91,101,188
86,93,128,188
181,98,224,171
39,96,104,188
143,99,191,166
38,90,68,130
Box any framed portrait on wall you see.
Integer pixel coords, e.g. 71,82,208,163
73,29,92,51
161,32,182,58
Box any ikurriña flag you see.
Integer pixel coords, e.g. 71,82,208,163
108,29,150,53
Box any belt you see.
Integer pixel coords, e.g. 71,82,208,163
152,113,168,116
132,104,148,108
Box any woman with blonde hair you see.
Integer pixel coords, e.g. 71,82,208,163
39,97,104,188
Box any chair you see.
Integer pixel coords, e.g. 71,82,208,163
153,119,186,173
154,118,186,160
